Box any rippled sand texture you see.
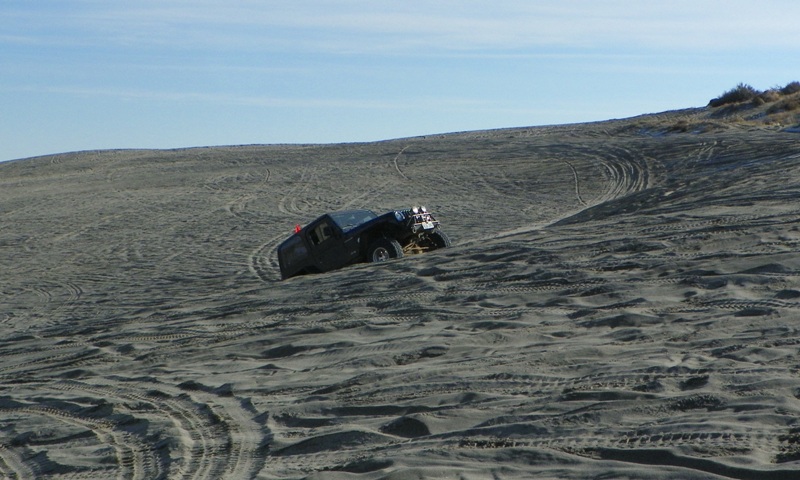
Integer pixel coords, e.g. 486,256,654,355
2,108,800,479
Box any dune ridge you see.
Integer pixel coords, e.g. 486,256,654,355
2,107,800,479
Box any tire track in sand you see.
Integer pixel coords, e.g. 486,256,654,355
595,145,652,203
0,444,36,480
0,404,162,480
222,169,271,224
563,160,588,207
51,380,267,480
248,232,289,282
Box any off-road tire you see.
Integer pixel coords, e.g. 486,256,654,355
428,229,452,249
368,238,404,263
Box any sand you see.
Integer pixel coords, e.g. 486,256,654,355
2,106,800,479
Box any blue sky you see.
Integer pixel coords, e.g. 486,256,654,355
2,1,799,162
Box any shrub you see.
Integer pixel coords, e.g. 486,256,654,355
709,83,760,107
780,81,800,95
767,97,800,115
668,119,690,133
757,89,781,104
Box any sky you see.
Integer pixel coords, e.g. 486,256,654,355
2,1,799,162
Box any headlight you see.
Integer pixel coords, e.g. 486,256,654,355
412,206,419,214
420,206,427,213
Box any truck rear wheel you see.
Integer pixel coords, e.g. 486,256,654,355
368,238,404,263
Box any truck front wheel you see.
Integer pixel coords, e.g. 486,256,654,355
368,238,404,263
428,229,452,249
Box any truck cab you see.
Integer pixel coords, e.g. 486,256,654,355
278,210,377,279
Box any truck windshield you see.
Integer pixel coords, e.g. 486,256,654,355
328,210,377,232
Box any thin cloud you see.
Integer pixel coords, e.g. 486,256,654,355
0,83,488,112
5,1,800,54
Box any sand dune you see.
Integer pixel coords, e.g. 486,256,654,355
2,106,800,479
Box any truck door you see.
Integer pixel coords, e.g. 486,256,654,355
306,218,353,272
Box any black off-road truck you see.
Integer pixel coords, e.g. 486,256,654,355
278,206,451,280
